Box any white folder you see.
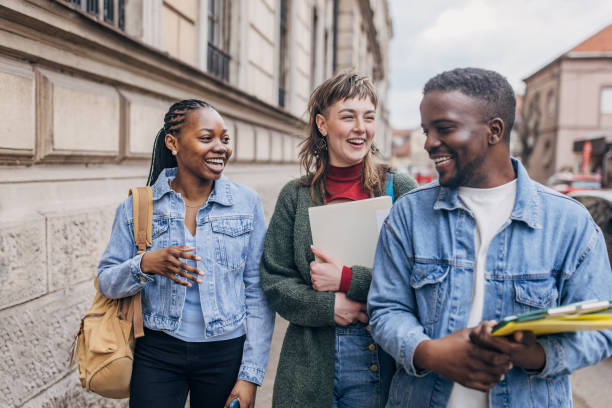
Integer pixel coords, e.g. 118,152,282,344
308,196,392,268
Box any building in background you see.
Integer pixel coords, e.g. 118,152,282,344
521,23,612,184
390,127,433,185
0,1,392,406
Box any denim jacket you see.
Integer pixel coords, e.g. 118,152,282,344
98,168,275,385
368,159,612,407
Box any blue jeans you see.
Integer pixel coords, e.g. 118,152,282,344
333,323,391,408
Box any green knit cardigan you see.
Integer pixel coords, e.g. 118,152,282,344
260,173,418,408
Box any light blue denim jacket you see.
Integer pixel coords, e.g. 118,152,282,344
368,158,612,407
98,168,275,385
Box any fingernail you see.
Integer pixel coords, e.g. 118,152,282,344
196,256,201,261
198,270,205,275
197,279,203,283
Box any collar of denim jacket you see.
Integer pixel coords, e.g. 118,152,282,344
151,167,233,206
433,157,541,230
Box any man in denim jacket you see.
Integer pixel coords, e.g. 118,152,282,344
368,68,612,407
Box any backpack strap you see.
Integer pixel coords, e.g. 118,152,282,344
129,187,154,254
385,173,395,203
127,186,153,339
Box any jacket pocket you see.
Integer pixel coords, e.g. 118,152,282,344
211,215,253,270
410,263,450,326
150,218,169,249
513,276,559,314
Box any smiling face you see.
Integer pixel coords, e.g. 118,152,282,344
165,107,232,181
316,97,376,167
420,90,494,188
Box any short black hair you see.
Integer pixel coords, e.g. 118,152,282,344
423,67,516,140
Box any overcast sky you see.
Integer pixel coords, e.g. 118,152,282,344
388,0,612,129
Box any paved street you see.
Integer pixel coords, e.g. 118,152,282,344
571,356,612,408
256,317,612,408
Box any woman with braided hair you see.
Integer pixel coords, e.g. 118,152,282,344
259,72,418,407
98,99,274,408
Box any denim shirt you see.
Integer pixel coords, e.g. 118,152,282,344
368,158,612,407
98,168,275,385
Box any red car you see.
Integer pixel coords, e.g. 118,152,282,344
547,173,602,195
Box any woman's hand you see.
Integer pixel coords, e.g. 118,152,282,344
224,379,257,408
140,246,204,287
310,246,343,292
334,292,368,325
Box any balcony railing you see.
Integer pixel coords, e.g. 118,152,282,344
207,42,230,82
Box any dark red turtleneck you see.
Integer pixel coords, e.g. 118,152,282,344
325,162,369,202
324,162,369,292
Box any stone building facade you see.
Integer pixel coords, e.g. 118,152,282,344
522,23,612,183
0,0,392,406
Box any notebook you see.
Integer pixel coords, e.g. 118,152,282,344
492,299,612,336
308,196,392,268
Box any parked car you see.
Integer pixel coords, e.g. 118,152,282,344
548,173,602,195
569,190,612,265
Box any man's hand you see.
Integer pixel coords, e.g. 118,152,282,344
224,379,257,408
334,292,368,325
310,246,343,292
470,321,546,371
413,324,513,391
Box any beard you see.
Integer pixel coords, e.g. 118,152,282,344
439,151,488,188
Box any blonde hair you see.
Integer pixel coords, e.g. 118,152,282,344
299,71,390,203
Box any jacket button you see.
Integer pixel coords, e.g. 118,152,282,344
365,325,371,331
368,344,376,351
370,364,378,372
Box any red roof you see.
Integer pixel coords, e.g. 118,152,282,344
570,24,612,53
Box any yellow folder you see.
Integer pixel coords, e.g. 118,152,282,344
492,300,612,336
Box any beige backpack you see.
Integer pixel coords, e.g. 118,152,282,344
72,187,153,398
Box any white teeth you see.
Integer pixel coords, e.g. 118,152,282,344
347,139,365,145
206,158,224,165
433,156,452,165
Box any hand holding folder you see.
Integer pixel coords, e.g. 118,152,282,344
492,299,612,336
308,196,392,268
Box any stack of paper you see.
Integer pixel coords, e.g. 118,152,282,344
492,299,612,336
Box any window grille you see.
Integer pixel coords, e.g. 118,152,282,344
103,0,113,24
61,0,125,31
207,43,230,82
207,0,231,81
86,0,98,16
278,0,288,108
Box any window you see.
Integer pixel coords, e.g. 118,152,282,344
546,90,555,117
62,0,125,31
278,0,289,107
310,7,318,91
601,88,612,114
207,0,231,81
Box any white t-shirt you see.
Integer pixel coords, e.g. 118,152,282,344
447,179,517,408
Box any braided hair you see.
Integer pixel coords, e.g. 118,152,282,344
146,99,214,186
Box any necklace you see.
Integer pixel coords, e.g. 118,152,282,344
170,180,207,209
